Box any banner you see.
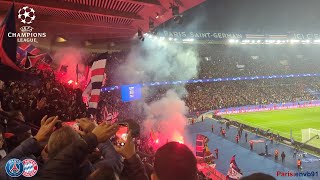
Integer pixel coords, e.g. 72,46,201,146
158,30,243,40
291,33,320,40
155,31,320,41
227,155,243,180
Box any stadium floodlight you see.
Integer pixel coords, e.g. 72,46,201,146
183,38,195,42
229,39,235,43
173,38,177,41
241,39,250,44
290,39,300,43
301,40,310,44
169,37,173,41
154,36,158,40
313,39,320,43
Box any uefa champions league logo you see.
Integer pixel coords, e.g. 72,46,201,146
6,5,46,43
17,6,36,25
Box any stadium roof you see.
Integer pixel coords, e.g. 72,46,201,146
0,0,205,47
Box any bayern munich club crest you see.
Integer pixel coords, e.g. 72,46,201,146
22,159,38,177
5,158,24,177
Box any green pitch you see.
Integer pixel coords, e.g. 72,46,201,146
222,107,320,148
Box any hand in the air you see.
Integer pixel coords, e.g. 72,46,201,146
114,131,136,159
76,118,96,135
92,122,118,143
34,115,61,142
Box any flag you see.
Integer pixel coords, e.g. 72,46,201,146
60,65,68,73
24,53,43,69
37,53,53,71
17,43,52,72
17,43,41,64
226,155,243,180
0,4,21,71
76,64,79,82
83,59,107,115
0,4,39,81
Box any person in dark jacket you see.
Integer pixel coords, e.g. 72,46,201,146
35,122,119,180
245,132,248,142
87,165,119,180
116,131,149,180
0,115,61,180
76,118,123,174
281,151,286,163
151,142,198,180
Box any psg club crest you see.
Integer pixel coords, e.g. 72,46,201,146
5,158,38,178
22,159,38,177
5,158,24,177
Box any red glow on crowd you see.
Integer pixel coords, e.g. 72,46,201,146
68,80,74,85
148,129,186,151
172,132,184,144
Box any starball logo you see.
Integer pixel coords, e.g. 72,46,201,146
7,6,46,43
18,6,36,24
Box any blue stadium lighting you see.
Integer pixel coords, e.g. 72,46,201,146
101,73,320,92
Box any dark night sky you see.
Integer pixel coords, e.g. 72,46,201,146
163,0,320,33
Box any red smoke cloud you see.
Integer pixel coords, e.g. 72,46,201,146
53,47,89,89
143,90,191,150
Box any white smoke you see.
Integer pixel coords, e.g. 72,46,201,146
117,37,199,147
116,39,199,88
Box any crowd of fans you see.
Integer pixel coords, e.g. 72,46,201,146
197,45,320,79
0,79,205,180
0,45,319,179
0,71,87,127
185,78,319,112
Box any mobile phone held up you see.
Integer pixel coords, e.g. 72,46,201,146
111,123,128,147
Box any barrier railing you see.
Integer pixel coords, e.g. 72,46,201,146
213,100,320,115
